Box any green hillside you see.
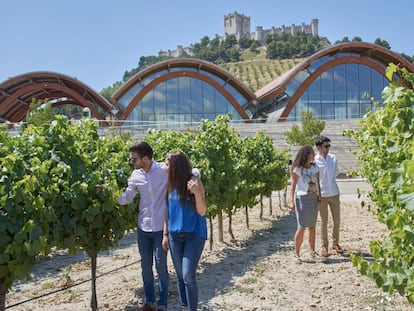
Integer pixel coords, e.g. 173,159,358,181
221,49,304,92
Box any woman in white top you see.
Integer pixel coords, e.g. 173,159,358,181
289,145,321,264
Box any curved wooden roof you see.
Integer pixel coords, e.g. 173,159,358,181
255,42,414,121
2,43,412,125
0,72,118,123
112,58,256,121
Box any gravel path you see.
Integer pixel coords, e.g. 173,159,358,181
6,180,414,310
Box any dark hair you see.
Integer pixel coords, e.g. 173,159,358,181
291,145,315,172
129,142,153,159
167,151,194,207
314,135,331,147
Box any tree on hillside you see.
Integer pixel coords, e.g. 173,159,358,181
335,37,350,44
265,32,327,59
222,35,237,50
100,81,123,102
400,52,414,63
374,38,391,49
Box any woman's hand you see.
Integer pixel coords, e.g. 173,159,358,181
162,236,169,251
187,179,201,195
187,179,207,216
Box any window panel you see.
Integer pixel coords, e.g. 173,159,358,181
192,114,204,122
309,102,321,118
308,76,321,101
191,79,203,113
141,91,154,114
347,103,359,118
178,77,191,113
321,69,333,102
154,83,166,113
346,63,359,102
333,65,346,102
372,70,387,102
215,94,228,113
358,65,371,101
166,79,179,113
203,83,215,113
335,102,346,119
321,102,334,120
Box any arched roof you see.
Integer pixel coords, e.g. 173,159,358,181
0,72,118,123
255,42,414,122
112,58,256,121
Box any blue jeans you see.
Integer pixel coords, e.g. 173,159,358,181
137,229,169,307
169,232,205,311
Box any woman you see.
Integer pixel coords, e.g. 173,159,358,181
289,145,321,264
163,151,207,311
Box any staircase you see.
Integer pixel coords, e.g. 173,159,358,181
232,119,361,175
115,119,362,175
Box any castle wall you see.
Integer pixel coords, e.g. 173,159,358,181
159,12,319,57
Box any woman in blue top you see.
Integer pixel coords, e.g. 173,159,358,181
162,151,207,311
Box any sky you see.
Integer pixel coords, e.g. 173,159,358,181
2,0,414,92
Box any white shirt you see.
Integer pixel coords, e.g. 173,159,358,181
293,164,319,196
314,153,340,197
118,161,167,232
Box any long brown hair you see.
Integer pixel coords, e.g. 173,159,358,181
167,151,194,206
291,145,315,172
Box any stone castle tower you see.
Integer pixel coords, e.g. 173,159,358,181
223,12,318,41
159,12,319,57
223,12,251,40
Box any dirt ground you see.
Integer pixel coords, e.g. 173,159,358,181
5,180,414,311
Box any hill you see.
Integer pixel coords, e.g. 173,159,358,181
222,49,304,91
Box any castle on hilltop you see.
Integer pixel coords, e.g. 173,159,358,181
224,12,318,41
159,12,319,57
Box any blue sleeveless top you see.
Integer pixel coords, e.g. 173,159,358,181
167,189,207,240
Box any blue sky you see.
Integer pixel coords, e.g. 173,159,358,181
1,0,413,92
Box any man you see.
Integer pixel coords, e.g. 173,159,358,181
314,136,343,257
118,142,168,311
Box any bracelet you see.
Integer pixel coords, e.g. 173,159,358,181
163,233,168,236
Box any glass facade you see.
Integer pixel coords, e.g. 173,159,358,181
117,51,395,125
119,69,248,128
250,59,390,122
286,63,388,121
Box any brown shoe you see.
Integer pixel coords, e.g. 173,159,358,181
142,303,156,311
332,244,343,253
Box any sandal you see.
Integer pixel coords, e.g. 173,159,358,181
321,247,329,257
311,251,321,259
294,254,302,264
332,244,343,253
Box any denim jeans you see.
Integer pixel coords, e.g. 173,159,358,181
137,229,169,307
169,232,205,311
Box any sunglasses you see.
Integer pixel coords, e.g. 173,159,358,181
322,144,331,148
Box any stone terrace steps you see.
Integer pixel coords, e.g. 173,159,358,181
122,119,361,174
231,119,361,174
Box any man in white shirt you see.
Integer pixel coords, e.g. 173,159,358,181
314,136,343,257
118,142,168,311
